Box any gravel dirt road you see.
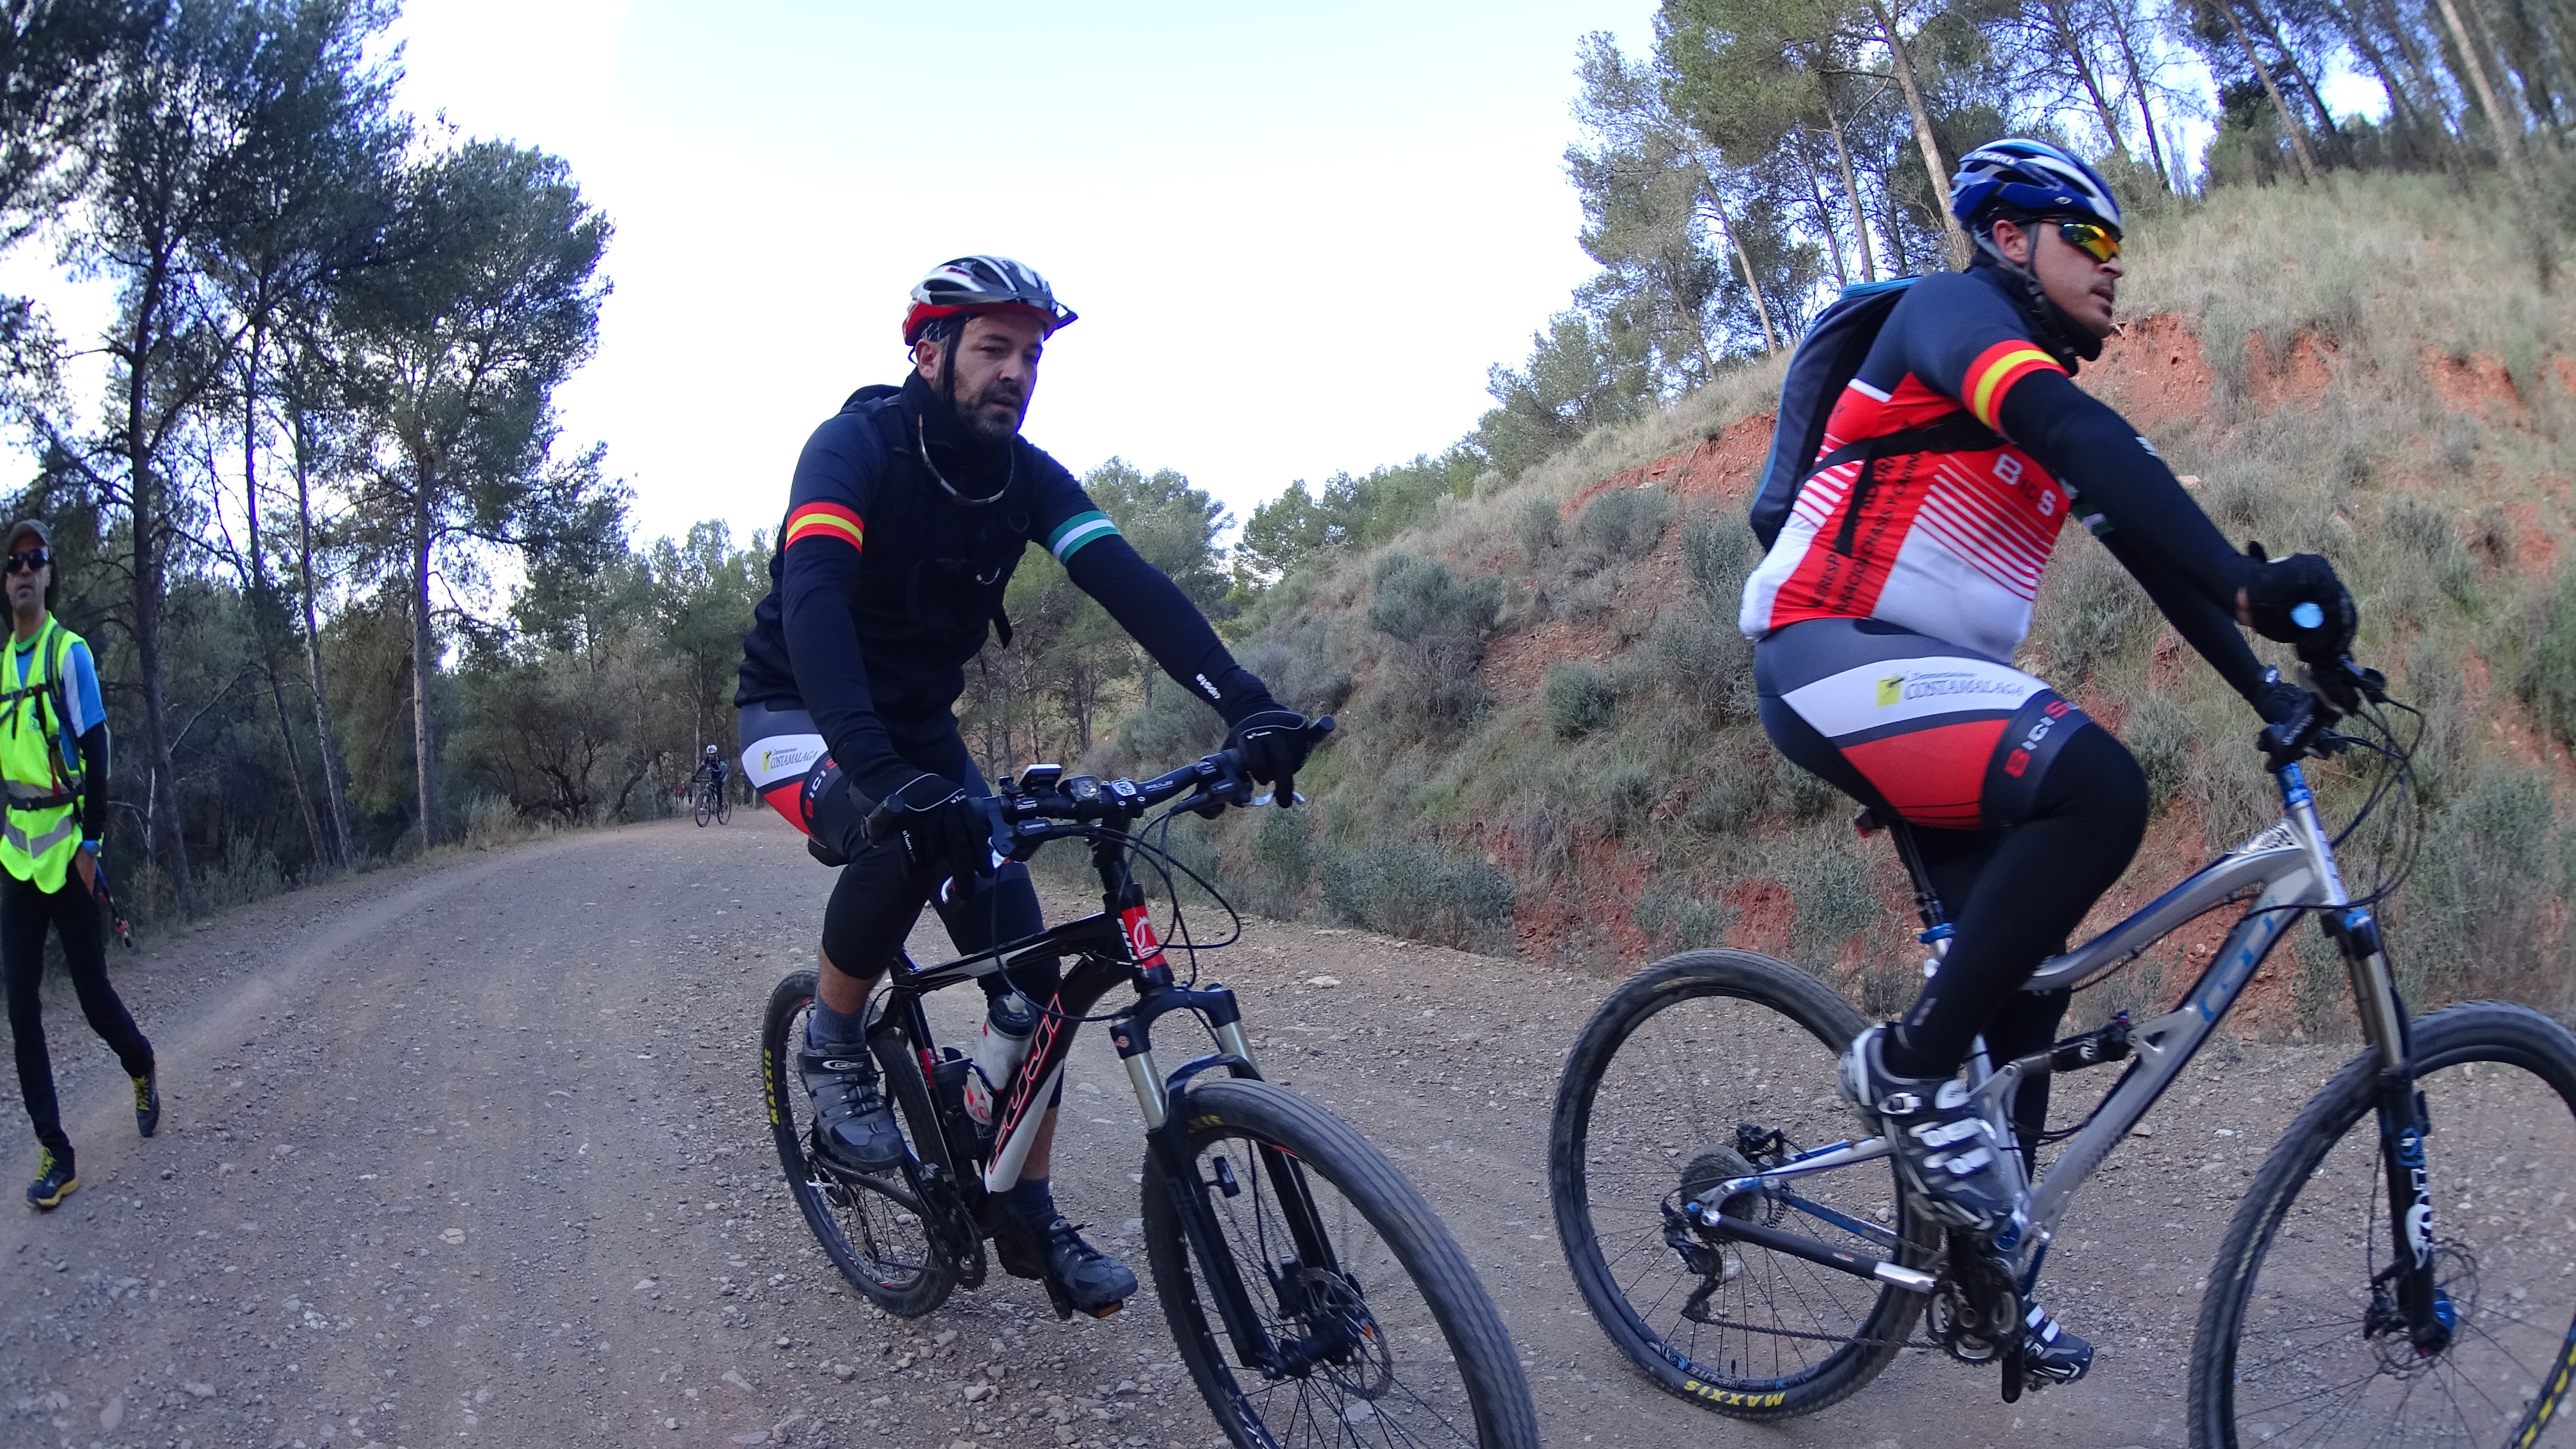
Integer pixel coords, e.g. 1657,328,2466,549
0,814,2461,1447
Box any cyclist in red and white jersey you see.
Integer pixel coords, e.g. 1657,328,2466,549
1740,139,2359,1384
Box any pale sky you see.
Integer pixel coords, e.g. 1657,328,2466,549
383,0,1664,548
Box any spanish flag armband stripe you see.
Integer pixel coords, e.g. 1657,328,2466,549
784,501,864,552
1962,340,2065,431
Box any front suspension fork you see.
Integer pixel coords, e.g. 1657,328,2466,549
2337,906,2454,1355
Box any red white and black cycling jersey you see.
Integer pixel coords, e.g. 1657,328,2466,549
1741,269,2086,662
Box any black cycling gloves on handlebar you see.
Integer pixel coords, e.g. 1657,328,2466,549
1225,709,1317,807
866,773,995,878
2242,543,2357,662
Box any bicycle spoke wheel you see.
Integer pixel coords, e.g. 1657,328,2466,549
716,792,731,824
695,790,713,827
760,971,955,1317
2194,1001,2576,1448
1550,950,1935,1421
1142,1077,1538,1448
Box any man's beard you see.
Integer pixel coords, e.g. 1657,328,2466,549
955,380,1026,446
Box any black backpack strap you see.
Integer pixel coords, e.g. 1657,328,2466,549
1815,411,2004,556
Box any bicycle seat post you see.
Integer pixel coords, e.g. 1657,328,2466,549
1860,808,1952,939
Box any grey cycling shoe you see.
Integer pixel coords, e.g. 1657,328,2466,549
1839,1024,2024,1236
998,1210,1138,1319
2022,1304,2094,1386
799,1035,907,1175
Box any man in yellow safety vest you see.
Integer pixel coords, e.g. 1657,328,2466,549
0,519,155,1211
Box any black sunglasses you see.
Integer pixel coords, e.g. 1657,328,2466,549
5,547,47,575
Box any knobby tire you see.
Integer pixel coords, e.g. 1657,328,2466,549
2190,1001,2576,1448
1550,949,1936,1422
760,971,957,1317
1141,1076,1540,1449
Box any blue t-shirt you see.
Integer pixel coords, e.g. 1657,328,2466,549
11,627,105,770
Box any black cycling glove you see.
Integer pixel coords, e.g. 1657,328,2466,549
1226,705,1315,807
2242,543,2357,661
868,774,994,878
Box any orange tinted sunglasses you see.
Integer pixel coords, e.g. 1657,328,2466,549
2057,219,2122,263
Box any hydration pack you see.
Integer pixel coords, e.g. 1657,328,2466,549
1749,277,1918,550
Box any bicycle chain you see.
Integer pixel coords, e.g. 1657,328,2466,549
1679,1310,1940,1352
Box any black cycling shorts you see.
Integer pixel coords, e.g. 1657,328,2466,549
738,700,1053,1004
1753,616,2095,831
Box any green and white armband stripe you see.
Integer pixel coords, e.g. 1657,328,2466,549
1046,510,1120,562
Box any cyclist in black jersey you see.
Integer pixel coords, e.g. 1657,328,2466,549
734,256,1314,1315
1739,140,2360,1385
690,745,727,795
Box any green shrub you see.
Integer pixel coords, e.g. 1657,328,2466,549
1319,839,1515,951
1238,804,1315,917
1516,494,1557,560
1366,552,1502,733
1773,752,1841,820
1683,756,1771,837
2380,495,2475,616
2398,762,2573,1010
1574,486,1669,565
2523,561,2576,750
1631,884,1734,950
1543,659,1618,737
1598,755,1656,832
2124,692,2196,812
2034,538,2152,683
1679,512,1754,617
1647,607,1754,721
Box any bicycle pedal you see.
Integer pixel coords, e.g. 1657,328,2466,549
1039,1274,1124,1320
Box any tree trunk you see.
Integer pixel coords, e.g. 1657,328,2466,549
1821,106,1879,282
1791,129,1852,286
2248,0,2347,151
2434,0,2534,183
2219,0,2322,182
2104,0,2177,188
2378,0,2463,144
2324,0,2433,151
2047,0,2132,155
1873,0,1971,267
410,484,438,850
294,432,353,867
1700,174,1780,350
240,325,326,867
122,269,191,913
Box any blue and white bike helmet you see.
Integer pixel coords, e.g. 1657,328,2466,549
1949,139,2122,233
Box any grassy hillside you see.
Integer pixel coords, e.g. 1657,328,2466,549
1101,172,2576,1037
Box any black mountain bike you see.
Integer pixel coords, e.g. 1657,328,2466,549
759,728,1540,1448
694,776,730,827
1550,656,2576,1446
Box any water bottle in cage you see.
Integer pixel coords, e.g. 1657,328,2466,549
964,992,1039,1125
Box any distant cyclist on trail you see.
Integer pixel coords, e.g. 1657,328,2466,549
733,256,1314,1316
691,744,727,797
1738,139,2359,1383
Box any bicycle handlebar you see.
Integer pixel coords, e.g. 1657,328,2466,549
984,716,1336,859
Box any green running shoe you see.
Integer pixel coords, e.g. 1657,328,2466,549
26,1149,75,1211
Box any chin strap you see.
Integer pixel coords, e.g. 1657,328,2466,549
1969,230,2093,372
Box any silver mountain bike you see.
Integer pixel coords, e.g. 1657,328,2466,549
1550,656,2576,1447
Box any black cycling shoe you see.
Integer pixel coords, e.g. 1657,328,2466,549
1839,1025,2024,1237
132,1069,159,1138
25,1148,75,1211
798,1039,907,1175
2022,1304,2094,1386
997,1211,1137,1319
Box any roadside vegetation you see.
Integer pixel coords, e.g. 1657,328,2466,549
1086,173,2576,1034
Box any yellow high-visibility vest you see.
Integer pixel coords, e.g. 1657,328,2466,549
0,618,84,892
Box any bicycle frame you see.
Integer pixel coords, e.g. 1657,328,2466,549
857,830,1344,1369
1704,757,2455,1350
